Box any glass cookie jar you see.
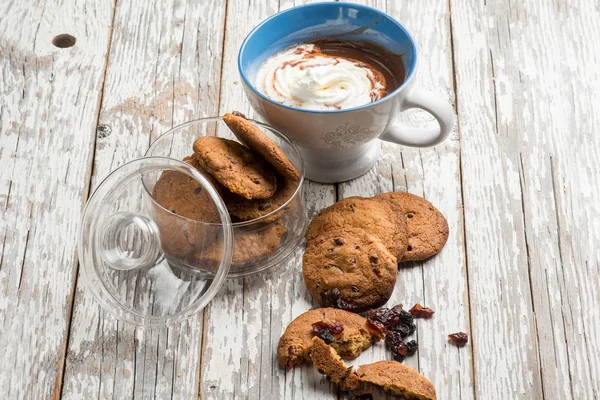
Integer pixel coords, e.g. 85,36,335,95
79,117,307,326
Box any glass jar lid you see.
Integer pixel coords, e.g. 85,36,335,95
78,157,233,326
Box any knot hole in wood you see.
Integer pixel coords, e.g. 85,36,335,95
52,34,76,48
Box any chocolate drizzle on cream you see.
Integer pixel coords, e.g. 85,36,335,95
255,43,393,111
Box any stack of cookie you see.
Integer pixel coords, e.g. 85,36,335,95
303,193,449,312
151,111,301,268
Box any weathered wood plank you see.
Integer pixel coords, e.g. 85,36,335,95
448,0,599,397
449,0,545,396
509,1,600,397
61,1,227,399
199,1,340,399
0,0,114,398
337,1,474,399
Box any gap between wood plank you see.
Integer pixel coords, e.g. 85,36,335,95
448,0,477,397
518,152,546,400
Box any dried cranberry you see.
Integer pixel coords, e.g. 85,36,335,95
312,321,344,344
369,254,379,264
391,304,404,313
333,238,344,246
336,297,361,311
385,330,403,349
406,340,418,356
398,310,414,324
394,322,415,338
366,319,386,335
320,288,341,307
318,330,335,344
312,321,344,336
448,332,469,347
409,303,435,319
390,339,408,362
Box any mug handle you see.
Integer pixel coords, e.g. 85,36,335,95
379,88,454,147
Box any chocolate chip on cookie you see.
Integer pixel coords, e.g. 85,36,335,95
375,192,449,261
193,136,277,199
303,228,398,313
306,197,408,261
223,112,301,182
277,308,383,370
356,360,437,400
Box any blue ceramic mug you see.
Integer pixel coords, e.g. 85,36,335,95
238,2,454,183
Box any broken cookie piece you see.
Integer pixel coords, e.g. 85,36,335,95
277,308,383,370
308,337,361,391
356,360,436,400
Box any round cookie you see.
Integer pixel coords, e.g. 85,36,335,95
193,136,277,199
223,111,301,181
306,197,407,261
223,176,297,221
277,307,383,370
356,361,437,400
151,156,222,223
303,228,398,313
375,192,449,262
194,220,287,269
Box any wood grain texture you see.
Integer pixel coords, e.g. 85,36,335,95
337,1,474,399
450,0,600,398
199,1,340,399
450,0,545,397
1,0,598,398
0,0,114,398
61,1,227,399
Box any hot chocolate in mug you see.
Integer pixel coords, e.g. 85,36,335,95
238,2,454,183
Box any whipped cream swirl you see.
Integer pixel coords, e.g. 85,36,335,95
255,44,386,111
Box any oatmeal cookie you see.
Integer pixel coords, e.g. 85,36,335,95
193,136,277,199
303,228,398,312
223,111,301,181
375,192,448,261
306,197,407,261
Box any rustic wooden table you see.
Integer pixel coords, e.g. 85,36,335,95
1,0,599,398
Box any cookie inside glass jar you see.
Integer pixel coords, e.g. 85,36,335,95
147,114,304,276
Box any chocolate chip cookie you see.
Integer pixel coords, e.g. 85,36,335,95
356,360,437,400
277,307,383,370
195,220,287,269
309,337,361,391
223,111,301,182
193,136,277,199
223,176,297,221
151,155,222,223
303,228,398,313
375,192,449,261
306,197,407,261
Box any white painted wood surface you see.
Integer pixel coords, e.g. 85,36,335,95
60,1,227,399
0,0,598,399
0,0,114,398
